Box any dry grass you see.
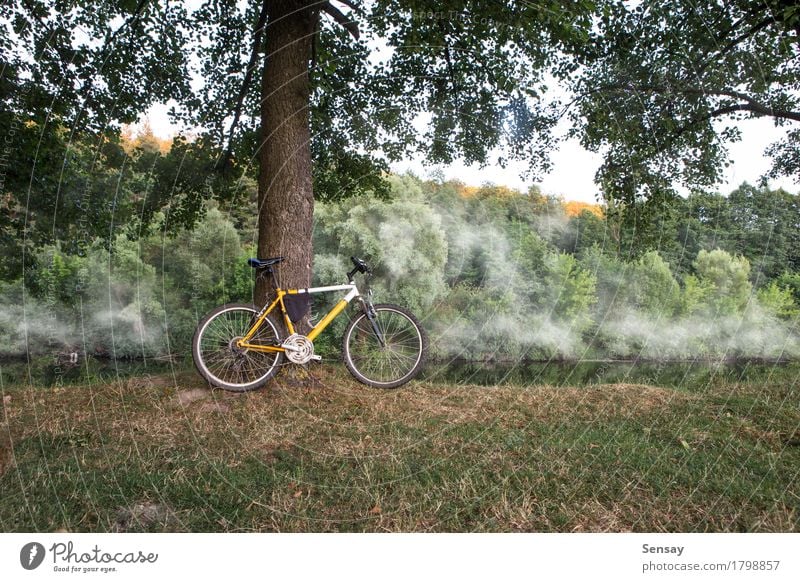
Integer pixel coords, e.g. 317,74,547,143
0,364,798,532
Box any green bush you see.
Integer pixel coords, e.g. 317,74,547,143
775,272,800,305
631,251,681,316
540,252,597,328
757,281,799,320
314,183,448,314
692,249,752,316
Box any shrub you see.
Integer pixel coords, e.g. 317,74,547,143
757,281,799,320
692,249,752,316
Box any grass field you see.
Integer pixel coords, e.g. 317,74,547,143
1,364,798,532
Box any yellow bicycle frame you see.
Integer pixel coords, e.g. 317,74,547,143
237,283,360,353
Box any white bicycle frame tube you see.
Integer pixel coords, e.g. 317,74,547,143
292,284,360,302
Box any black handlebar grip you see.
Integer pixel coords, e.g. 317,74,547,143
350,256,370,273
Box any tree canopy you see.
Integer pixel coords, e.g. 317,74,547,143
568,0,800,208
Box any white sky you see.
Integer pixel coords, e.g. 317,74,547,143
143,103,799,205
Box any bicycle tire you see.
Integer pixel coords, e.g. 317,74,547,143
342,303,426,388
192,303,284,392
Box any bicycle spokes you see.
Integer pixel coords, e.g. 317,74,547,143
344,306,425,387
193,305,283,391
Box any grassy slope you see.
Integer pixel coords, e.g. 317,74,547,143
1,365,798,532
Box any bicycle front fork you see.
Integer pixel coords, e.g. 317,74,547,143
360,296,386,348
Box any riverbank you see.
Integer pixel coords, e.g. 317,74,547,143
1,365,798,531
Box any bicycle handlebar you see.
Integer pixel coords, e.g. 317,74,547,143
348,256,371,279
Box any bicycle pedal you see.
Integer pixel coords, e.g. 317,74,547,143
310,355,322,362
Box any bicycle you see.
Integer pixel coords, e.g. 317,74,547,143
192,256,427,392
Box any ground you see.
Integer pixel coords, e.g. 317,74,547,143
0,364,798,532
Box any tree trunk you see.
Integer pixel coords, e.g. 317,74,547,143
256,1,318,314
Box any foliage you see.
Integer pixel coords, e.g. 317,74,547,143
0,204,256,358
678,275,711,317
757,281,800,320
2,173,800,361
618,251,682,317
5,1,800,314
558,210,610,255
1,0,602,282
776,271,800,305
723,184,800,280
513,234,597,328
693,249,753,316
541,252,597,326
0,2,198,277
569,0,800,208
314,175,448,314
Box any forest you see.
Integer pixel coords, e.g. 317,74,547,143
2,127,798,363
3,1,800,367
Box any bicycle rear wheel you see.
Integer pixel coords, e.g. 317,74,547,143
342,303,426,388
192,303,284,391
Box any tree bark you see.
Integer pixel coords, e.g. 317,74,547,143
256,1,318,314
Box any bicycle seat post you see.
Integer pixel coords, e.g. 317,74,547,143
260,267,277,291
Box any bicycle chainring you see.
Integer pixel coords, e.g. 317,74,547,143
282,333,316,364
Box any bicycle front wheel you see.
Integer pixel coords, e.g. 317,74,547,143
342,303,426,388
192,303,284,392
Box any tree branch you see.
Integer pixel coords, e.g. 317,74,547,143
321,1,360,40
222,0,270,168
696,15,776,74
644,104,754,158
593,82,800,123
438,20,458,91
735,101,800,122
672,87,800,123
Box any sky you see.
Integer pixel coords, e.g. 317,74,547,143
143,102,799,205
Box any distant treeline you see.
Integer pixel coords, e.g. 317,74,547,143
2,162,799,361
